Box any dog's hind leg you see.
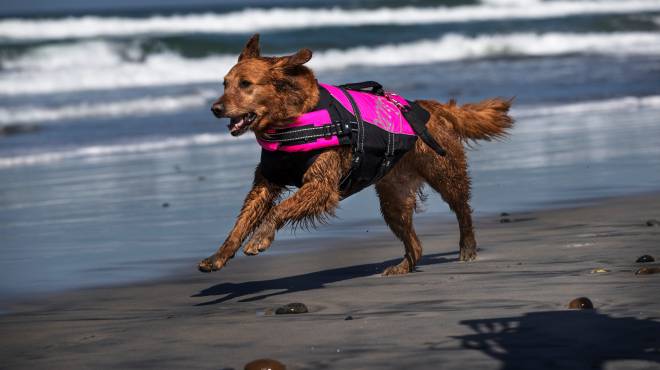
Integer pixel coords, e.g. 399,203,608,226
375,164,425,276
416,148,477,262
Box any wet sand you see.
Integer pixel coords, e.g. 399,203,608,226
1,193,660,370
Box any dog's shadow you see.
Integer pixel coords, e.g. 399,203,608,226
454,310,660,369
192,252,457,306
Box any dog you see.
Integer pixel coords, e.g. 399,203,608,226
199,34,513,276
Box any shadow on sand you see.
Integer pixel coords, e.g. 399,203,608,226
192,251,458,306
455,310,660,370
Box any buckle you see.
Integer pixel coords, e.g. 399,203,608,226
322,125,333,138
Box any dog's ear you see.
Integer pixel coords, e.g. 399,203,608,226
238,34,260,62
273,48,313,70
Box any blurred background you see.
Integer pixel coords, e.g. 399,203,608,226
1,0,660,304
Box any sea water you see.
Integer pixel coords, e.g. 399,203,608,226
1,0,660,303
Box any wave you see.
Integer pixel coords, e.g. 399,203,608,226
2,94,660,169
0,133,250,169
0,90,217,125
514,95,660,119
2,0,660,41
2,32,660,96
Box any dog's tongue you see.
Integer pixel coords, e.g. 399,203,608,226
229,117,245,135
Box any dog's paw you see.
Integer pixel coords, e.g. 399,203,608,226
381,264,411,276
198,254,226,273
243,226,275,255
243,235,273,255
459,247,477,262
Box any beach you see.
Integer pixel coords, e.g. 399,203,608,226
2,0,660,368
1,192,659,369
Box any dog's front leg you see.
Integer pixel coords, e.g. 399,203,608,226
198,167,282,273
243,151,343,255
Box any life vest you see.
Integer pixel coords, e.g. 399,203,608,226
258,81,445,199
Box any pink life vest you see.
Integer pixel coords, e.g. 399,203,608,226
256,81,444,198
257,83,416,152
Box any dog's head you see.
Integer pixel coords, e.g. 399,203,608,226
211,34,318,137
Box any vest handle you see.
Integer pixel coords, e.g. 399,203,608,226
338,81,384,96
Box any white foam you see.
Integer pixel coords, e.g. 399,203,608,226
0,90,217,125
0,41,234,95
2,32,660,96
3,94,660,169
510,95,660,137
309,32,660,70
0,133,250,169
2,0,660,40
514,95,660,118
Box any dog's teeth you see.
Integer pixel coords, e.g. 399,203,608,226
228,113,256,136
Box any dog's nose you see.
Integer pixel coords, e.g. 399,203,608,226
211,103,225,118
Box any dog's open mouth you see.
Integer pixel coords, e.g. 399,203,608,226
228,113,258,136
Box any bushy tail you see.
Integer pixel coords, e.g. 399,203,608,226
434,98,514,142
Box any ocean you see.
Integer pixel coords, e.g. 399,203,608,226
1,0,660,304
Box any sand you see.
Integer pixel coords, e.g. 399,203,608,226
1,193,660,370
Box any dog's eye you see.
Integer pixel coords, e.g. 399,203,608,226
239,80,252,89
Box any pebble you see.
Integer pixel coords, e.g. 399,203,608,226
636,255,655,263
568,297,594,310
590,268,610,274
244,359,286,370
344,315,353,321
275,303,308,315
646,219,660,227
500,212,510,217
635,267,660,275
162,202,170,208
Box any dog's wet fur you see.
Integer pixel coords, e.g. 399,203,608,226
200,34,513,276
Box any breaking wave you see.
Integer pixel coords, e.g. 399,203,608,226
0,90,217,125
2,94,660,169
2,32,660,96
0,133,250,169
514,95,660,118
1,0,660,40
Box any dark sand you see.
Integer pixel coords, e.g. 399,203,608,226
1,193,660,370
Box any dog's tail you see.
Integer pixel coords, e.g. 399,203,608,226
425,98,514,142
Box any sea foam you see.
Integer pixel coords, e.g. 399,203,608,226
1,0,660,40
0,133,250,169
2,94,660,169
2,32,660,96
0,90,217,125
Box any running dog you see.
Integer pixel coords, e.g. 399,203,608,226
199,34,513,276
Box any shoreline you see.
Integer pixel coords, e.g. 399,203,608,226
1,191,660,369
2,189,658,311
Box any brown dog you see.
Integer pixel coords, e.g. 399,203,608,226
199,34,513,276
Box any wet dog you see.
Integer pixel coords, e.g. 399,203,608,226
199,34,513,276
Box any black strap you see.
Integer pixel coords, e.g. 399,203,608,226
337,87,366,191
417,130,446,156
260,121,351,146
403,101,447,156
339,87,365,153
